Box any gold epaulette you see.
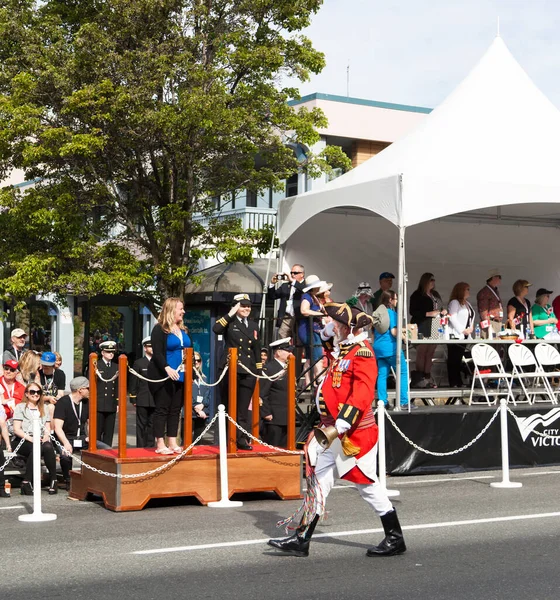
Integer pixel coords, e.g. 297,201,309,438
256,362,263,370
355,345,374,358
217,317,228,327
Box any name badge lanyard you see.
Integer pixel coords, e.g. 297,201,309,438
70,401,83,437
486,285,503,311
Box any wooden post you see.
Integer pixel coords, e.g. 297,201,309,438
118,354,128,459
287,354,296,450
228,348,238,454
183,347,193,454
88,353,98,452
251,380,260,440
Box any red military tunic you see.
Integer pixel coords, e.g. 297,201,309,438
318,337,378,484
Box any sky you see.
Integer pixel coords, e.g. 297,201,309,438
292,0,560,109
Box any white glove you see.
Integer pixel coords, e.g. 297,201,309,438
335,419,351,435
307,436,322,466
321,320,336,341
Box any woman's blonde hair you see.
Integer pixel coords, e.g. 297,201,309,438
19,350,41,385
157,297,188,334
23,382,46,418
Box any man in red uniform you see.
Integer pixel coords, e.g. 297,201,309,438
268,302,406,558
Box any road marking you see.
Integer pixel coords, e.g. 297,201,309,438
132,511,560,555
0,505,25,511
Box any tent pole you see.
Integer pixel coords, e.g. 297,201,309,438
259,212,278,339
395,175,405,412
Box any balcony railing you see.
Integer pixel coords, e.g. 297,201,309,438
193,207,277,231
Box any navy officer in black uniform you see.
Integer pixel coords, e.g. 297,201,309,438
213,293,262,450
260,338,294,448
129,336,155,448
96,340,119,447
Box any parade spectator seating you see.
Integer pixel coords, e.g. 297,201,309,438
469,343,514,406
507,344,554,404
534,343,560,404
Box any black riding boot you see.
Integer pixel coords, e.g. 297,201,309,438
366,508,406,557
268,514,320,557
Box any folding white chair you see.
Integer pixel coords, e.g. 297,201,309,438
508,344,554,404
469,343,514,406
534,343,560,404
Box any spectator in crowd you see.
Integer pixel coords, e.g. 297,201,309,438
373,291,410,408
507,280,534,334
148,297,192,455
531,289,558,339
2,328,27,364
191,351,211,442
447,282,475,388
0,404,13,497
18,350,41,384
409,272,445,388
54,352,63,370
213,293,262,451
348,282,376,341
298,276,329,380
260,338,294,447
13,383,58,495
53,376,110,490
372,272,395,309
129,336,156,448
260,348,269,365
347,282,375,315
552,294,560,332
1,359,25,407
39,351,65,419
268,264,306,339
476,269,504,338
94,340,119,447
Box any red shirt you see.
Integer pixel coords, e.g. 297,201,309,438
0,376,25,404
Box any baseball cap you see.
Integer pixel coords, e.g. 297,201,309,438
11,328,26,338
3,359,18,370
40,351,56,366
536,288,553,297
379,272,395,280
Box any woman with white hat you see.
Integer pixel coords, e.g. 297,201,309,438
297,275,331,380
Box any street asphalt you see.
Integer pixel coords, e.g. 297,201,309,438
1,465,560,599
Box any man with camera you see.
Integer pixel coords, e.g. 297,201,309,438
268,264,306,339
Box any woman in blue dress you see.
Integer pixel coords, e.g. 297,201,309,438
373,291,410,408
148,297,192,454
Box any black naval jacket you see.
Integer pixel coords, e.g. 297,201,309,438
213,313,262,373
96,358,119,412
259,359,288,426
129,356,155,408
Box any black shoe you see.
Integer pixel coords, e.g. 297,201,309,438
0,488,10,498
236,442,253,451
268,515,319,557
366,509,407,557
48,480,58,495
20,481,33,496
63,478,71,490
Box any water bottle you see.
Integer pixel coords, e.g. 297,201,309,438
526,326,533,340
475,324,481,339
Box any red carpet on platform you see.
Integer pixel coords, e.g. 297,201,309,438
96,444,282,459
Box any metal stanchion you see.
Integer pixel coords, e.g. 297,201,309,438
19,415,57,522
377,402,400,497
490,399,522,489
208,405,243,508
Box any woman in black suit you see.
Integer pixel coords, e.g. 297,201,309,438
148,297,192,455
409,272,446,388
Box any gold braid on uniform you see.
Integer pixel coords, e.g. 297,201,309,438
355,342,374,358
336,403,360,427
217,317,228,327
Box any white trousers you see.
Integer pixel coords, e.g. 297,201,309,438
314,446,393,517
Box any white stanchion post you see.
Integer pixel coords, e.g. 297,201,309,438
490,399,522,489
208,405,243,508
19,414,57,522
377,402,400,497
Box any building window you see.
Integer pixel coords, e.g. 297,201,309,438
286,173,298,197
246,190,257,207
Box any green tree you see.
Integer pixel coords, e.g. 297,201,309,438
0,0,347,313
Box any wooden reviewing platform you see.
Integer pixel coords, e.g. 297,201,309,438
69,349,302,511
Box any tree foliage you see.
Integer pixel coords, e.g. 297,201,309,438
0,0,338,312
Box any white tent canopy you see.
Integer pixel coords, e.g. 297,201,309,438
279,36,560,242
277,36,560,405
